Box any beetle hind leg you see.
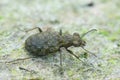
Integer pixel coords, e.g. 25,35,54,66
59,48,64,75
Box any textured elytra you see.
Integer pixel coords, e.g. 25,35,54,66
25,29,85,56
25,31,59,56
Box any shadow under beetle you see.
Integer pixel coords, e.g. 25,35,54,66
25,27,97,68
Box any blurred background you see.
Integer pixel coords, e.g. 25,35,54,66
0,0,120,80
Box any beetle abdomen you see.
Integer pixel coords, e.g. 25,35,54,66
25,31,61,56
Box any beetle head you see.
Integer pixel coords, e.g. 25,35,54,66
72,29,97,57
72,33,86,47
72,29,97,47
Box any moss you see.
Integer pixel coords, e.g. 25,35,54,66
23,77,45,80
108,59,117,65
108,35,117,42
99,30,110,36
67,70,74,77
0,15,4,20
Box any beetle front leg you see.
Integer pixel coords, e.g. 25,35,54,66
66,48,85,63
66,48,95,67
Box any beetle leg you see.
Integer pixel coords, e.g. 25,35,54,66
59,48,63,74
60,49,62,68
66,48,95,67
25,27,42,33
59,29,62,35
66,48,85,63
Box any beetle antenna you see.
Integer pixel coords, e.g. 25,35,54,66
25,27,42,33
81,47,97,57
81,29,97,38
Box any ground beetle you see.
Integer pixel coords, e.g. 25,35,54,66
25,27,97,67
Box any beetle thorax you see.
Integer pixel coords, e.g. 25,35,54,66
60,33,86,48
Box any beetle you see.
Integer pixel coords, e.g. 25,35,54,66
3,27,96,74
25,27,97,65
